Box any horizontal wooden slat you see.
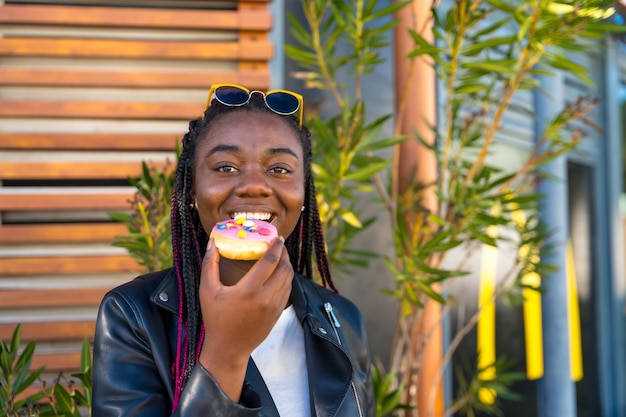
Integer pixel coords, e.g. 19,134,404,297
31,352,82,373
0,100,202,120
0,4,272,31
0,68,269,89
0,321,95,341
0,161,169,180
0,192,133,210
0,133,179,151
0,255,138,275
0,287,109,309
0,38,273,60
0,224,128,244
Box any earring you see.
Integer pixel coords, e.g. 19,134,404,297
301,206,305,212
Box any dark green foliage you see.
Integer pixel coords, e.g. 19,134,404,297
372,365,412,417
1,327,92,417
0,325,46,416
109,144,181,273
450,356,526,417
287,0,408,277
38,337,92,417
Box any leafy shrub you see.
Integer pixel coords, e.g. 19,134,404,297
1,325,92,417
0,325,46,416
110,145,180,274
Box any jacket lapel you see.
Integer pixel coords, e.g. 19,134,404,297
291,276,354,417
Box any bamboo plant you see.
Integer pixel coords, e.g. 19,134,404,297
285,0,621,416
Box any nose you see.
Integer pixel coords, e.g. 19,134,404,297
235,168,272,198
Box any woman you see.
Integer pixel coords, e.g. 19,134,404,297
93,84,374,416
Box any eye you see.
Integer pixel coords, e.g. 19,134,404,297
268,166,290,174
216,165,238,173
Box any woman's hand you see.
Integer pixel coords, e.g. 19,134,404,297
197,236,293,401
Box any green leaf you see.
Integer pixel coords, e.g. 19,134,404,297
15,366,45,394
9,324,21,358
53,383,78,416
344,160,389,182
80,337,92,373
364,0,411,22
107,211,131,223
455,83,489,95
470,17,511,39
404,285,422,307
471,227,498,246
0,349,11,380
462,35,518,56
359,135,406,152
461,60,518,74
503,193,542,205
416,281,446,304
586,22,626,33
339,210,363,228
14,340,35,372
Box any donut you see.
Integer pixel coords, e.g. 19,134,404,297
209,216,278,260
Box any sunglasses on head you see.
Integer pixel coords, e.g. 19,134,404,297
204,84,303,128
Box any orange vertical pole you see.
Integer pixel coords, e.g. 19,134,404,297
394,1,442,416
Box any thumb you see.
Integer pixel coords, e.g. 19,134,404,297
201,237,220,285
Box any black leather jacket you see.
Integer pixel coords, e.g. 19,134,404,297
93,268,374,416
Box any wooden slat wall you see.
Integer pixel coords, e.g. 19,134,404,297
0,0,272,380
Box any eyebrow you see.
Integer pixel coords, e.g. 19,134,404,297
205,144,239,158
268,147,300,159
205,144,300,159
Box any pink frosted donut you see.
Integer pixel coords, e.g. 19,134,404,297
209,217,277,260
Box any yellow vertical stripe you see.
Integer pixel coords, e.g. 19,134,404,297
477,226,498,405
521,272,544,380
566,240,583,381
511,209,544,380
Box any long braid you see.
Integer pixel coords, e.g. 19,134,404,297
309,179,335,291
170,92,336,408
169,191,185,407
179,161,200,385
171,126,205,410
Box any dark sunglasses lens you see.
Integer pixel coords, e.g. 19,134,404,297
215,86,249,105
265,92,300,114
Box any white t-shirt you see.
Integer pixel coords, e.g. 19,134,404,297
251,306,311,417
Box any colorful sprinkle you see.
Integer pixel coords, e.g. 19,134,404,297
237,230,247,238
259,228,271,236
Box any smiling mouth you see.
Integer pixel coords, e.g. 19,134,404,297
230,212,274,222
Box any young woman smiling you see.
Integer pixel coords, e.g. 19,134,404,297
93,84,374,417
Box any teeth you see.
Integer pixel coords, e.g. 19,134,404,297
232,212,272,221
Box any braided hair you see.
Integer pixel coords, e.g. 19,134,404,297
170,93,335,408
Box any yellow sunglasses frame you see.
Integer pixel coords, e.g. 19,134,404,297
204,83,303,128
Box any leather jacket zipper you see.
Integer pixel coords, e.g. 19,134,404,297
323,302,364,417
